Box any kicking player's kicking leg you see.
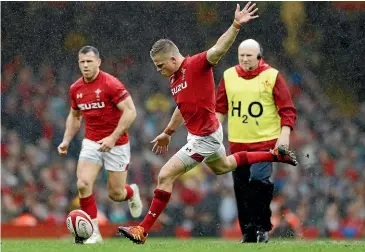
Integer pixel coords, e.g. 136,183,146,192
118,126,297,244
202,123,297,175
206,144,297,175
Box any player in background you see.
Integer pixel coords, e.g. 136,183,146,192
118,2,297,244
216,39,297,243
58,46,143,244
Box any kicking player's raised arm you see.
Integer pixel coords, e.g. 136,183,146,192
206,2,259,65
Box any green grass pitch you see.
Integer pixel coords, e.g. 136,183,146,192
2,238,365,252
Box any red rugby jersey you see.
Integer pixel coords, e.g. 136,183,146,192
169,51,219,136
69,70,130,145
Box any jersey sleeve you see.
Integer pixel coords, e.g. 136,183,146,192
69,86,79,110
108,78,130,105
273,73,297,130
216,77,228,114
189,51,214,70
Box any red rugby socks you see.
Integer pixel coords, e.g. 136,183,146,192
124,184,134,201
139,189,171,233
79,194,97,219
233,151,274,166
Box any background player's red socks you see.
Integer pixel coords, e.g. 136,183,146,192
79,194,97,219
124,184,134,201
139,189,171,233
233,151,274,166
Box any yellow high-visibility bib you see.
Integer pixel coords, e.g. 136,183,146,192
224,67,281,143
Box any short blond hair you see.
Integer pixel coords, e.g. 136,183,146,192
150,39,179,57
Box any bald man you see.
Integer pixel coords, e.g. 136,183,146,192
216,39,297,243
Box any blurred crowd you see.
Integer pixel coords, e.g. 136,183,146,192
1,2,364,239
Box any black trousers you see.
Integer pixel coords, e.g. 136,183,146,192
232,162,274,235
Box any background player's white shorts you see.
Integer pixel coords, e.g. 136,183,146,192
79,139,130,172
176,124,226,171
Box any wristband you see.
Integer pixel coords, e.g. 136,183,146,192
164,128,175,136
232,19,241,30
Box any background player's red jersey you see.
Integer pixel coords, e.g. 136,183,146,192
69,71,130,145
169,51,219,136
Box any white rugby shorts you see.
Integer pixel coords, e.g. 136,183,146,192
175,124,226,171
79,138,130,172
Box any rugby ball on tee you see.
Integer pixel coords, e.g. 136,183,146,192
66,209,93,239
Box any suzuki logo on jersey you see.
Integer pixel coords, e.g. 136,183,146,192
78,102,105,110
76,93,83,99
171,82,187,95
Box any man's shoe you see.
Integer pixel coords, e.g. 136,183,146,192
74,235,85,244
271,145,298,166
83,232,103,244
256,230,269,243
118,225,147,244
240,232,257,243
240,225,257,243
128,184,143,218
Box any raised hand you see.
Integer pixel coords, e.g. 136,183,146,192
151,132,171,155
235,2,259,25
